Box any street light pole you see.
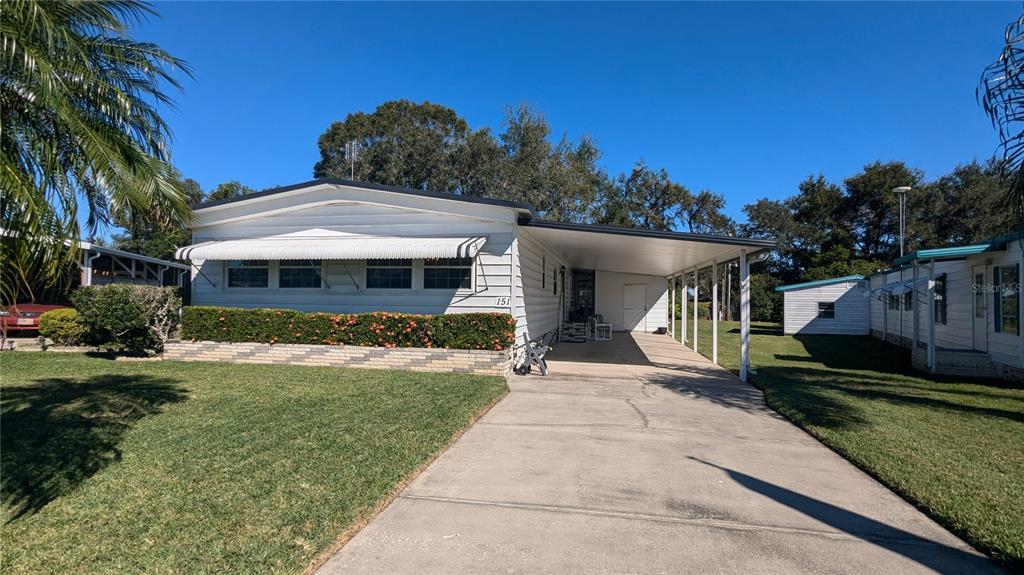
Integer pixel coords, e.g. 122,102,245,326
892,186,912,258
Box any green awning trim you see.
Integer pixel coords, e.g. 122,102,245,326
774,275,865,292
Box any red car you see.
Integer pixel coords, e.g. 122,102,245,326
0,303,69,333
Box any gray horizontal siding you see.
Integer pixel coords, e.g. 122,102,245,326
783,281,869,335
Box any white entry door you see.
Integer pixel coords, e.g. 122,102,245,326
972,266,988,352
623,284,647,331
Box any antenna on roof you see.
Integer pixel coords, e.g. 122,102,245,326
344,140,358,180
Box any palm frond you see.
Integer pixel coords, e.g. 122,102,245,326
979,13,1024,236
0,0,191,304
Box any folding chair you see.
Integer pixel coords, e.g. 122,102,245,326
520,331,552,376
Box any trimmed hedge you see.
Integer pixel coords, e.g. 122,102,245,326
72,285,181,353
39,309,87,346
181,307,516,350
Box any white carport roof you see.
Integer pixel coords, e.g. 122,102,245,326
175,231,486,261
519,220,775,277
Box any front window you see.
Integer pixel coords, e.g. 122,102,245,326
227,260,268,288
904,291,912,311
817,302,835,319
995,264,1020,335
888,294,899,310
280,259,322,288
934,274,947,325
424,257,473,290
366,259,412,289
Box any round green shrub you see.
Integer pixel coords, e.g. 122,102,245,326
71,285,181,353
38,308,87,346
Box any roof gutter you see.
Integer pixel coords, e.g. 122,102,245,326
518,217,777,249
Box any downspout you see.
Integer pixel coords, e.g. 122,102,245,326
82,250,102,286
510,224,522,369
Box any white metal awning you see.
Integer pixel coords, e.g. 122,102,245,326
175,232,486,261
519,221,775,277
872,278,926,296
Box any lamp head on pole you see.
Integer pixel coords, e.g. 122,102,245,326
891,186,912,194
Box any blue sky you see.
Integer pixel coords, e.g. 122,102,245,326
137,1,1018,223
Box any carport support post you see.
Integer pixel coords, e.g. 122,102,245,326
681,278,687,344
692,266,698,353
669,275,675,339
712,259,719,365
739,250,750,382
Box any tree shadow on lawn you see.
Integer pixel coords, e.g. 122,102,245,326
779,335,918,374
643,367,868,431
1,375,188,521
755,366,1024,427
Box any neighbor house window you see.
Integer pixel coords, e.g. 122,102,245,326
817,302,835,319
424,257,473,290
904,291,913,311
888,294,900,310
552,266,557,295
227,260,268,288
934,274,947,325
542,255,546,289
279,259,322,288
995,264,1020,335
366,259,412,289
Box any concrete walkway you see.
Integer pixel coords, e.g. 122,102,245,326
318,333,996,574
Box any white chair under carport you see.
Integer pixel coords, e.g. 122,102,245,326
520,221,774,382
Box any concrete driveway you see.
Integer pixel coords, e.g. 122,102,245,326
318,333,996,574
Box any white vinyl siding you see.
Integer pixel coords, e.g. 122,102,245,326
514,229,569,343
782,281,869,335
978,242,1023,370
594,271,668,332
932,263,973,350
190,201,514,316
867,241,1023,375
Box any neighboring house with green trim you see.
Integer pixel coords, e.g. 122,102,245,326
775,275,870,336
867,235,1021,382
777,234,1022,382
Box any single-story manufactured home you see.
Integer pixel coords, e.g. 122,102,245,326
174,179,775,378
868,236,1021,382
775,275,869,335
776,235,1022,382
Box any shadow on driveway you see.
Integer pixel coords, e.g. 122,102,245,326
689,457,995,573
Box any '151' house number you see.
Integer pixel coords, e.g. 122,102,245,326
495,296,510,306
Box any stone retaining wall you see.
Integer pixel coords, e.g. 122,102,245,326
163,340,512,377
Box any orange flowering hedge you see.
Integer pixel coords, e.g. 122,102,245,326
180,307,516,350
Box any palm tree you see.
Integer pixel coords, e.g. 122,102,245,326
0,0,192,304
979,13,1024,237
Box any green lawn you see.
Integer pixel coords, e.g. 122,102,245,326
0,353,506,574
675,320,1024,570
